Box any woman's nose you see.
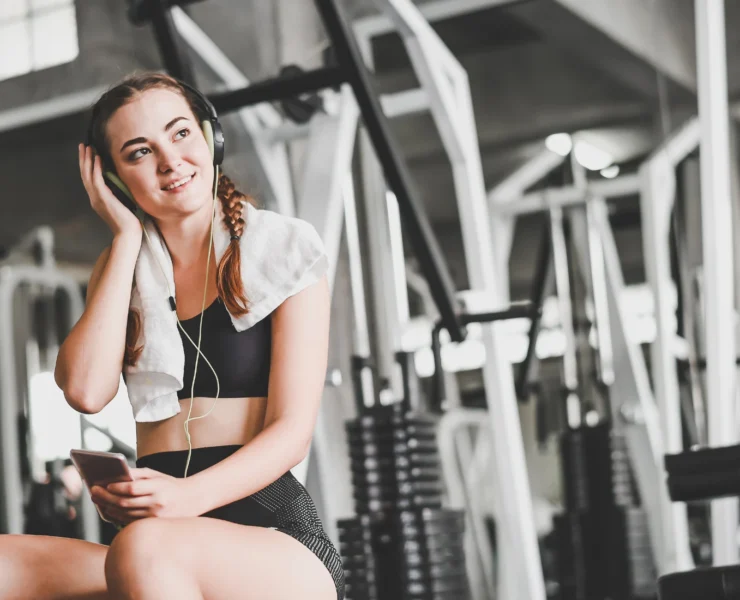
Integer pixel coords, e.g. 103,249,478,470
158,148,183,173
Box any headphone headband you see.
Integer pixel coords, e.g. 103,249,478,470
86,77,224,167
179,80,218,122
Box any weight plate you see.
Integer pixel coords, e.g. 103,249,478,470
339,540,374,556
403,562,468,581
397,508,466,524
354,497,443,513
353,481,444,498
348,442,440,459
398,521,465,539
350,453,441,472
401,537,465,555
404,577,469,595
402,551,467,569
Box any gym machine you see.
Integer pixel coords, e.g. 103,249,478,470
0,227,86,535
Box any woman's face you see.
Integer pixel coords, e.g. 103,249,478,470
105,88,214,219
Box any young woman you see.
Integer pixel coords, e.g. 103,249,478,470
0,72,344,600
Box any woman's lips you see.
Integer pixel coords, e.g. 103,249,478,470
163,173,195,193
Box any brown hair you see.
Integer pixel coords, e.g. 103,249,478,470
88,72,253,366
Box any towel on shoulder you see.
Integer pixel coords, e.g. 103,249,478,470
123,200,328,422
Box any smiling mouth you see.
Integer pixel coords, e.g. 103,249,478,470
163,173,195,191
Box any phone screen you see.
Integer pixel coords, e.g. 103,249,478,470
70,450,134,525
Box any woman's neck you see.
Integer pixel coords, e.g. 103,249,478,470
156,202,217,269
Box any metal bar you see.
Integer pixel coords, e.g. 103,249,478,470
639,155,693,573
147,0,196,83
586,200,615,387
488,148,566,205
354,0,524,40
550,208,578,394
675,158,705,446
496,174,641,217
344,176,377,408
127,0,204,25
209,66,345,115
431,301,535,410
381,87,431,118
314,0,464,342
358,132,405,401
695,0,738,566
516,220,552,399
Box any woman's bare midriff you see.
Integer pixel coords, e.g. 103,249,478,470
135,396,268,460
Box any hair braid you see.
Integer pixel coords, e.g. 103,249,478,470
215,172,251,318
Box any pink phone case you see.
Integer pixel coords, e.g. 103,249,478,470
69,449,134,524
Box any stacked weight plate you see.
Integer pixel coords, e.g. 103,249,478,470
347,404,443,514
394,508,470,600
337,515,379,600
341,404,470,600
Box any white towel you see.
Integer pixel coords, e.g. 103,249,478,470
123,200,328,422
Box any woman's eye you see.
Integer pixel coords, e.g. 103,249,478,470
128,148,149,161
175,128,190,140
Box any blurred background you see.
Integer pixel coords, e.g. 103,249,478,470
1,1,740,599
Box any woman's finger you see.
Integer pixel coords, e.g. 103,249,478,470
79,145,90,189
129,467,164,480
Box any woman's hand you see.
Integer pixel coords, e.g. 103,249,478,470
90,467,204,527
78,143,142,239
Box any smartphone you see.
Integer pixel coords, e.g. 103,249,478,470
69,449,134,524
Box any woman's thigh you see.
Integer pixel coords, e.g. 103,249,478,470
0,533,109,600
106,517,337,600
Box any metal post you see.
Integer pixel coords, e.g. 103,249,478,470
639,155,695,573
549,207,581,427
695,0,738,566
293,88,359,545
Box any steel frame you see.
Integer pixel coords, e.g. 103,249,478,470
693,0,738,566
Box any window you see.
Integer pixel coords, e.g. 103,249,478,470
0,0,79,82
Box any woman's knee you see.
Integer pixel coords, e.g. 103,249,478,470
105,519,164,587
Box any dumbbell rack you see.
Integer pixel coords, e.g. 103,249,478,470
338,403,470,600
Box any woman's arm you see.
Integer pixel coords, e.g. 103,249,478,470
186,275,331,513
54,231,142,414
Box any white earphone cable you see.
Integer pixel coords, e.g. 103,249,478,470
138,163,222,478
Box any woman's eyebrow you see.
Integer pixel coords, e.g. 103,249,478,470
119,116,190,153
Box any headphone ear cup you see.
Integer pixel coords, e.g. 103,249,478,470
201,119,224,167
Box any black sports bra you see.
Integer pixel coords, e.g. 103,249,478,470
176,298,272,399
